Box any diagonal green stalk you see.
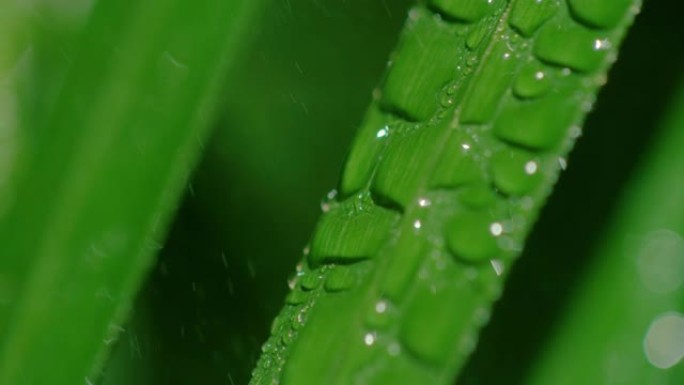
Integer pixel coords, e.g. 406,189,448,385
252,0,641,383
0,0,258,383
525,75,684,385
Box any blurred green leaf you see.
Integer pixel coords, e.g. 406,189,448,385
0,0,258,383
525,74,684,385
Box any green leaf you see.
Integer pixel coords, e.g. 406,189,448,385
251,0,641,383
0,0,257,383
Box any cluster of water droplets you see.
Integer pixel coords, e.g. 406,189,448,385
252,0,637,381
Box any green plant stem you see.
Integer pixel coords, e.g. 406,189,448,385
0,0,257,383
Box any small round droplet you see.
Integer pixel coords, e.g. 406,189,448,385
569,125,582,138
644,312,684,369
637,229,684,294
593,38,610,51
364,332,376,346
458,183,497,209
473,307,491,326
440,93,455,108
320,190,337,212
489,222,503,236
514,63,550,99
490,148,543,196
466,56,478,67
418,197,432,207
285,289,309,305
291,309,308,330
366,299,392,329
375,300,388,314
446,211,500,263
387,342,401,356
299,274,321,291
281,329,296,345
287,273,298,290
413,220,422,230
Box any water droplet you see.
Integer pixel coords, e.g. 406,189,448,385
520,196,534,211
291,309,307,330
474,307,491,325
446,211,499,263
644,312,684,369
375,300,388,314
466,23,488,50
287,274,298,290
418,197,432,207
387,342,401,356
461,143,471,151
324,266,355,292
569,125,582,138
299,273,321,291
466,56,478,67
535,23,609,72
491,148,543,196
509,0,558,37
282,329,296,345
321,198,333,213
376,126,389,138
459,334,477,355
514,63,550,99
593,38,611,51
558,157,568,170
440,94,455,108
285,289,308,305
262,341,274,353
429,0,496,23
458,184,497,209
489,222,503,236
637,230,684,294
364,332,376,346
490,259,504,276
568,0,632,29
413,220,422,230
408,8,420,20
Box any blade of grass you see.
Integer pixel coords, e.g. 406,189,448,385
103,1,413,384
454,0,684,380
0,0,258,383
525,74,684,385
252,0,642,383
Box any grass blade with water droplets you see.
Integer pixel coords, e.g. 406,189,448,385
251,0,642,383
